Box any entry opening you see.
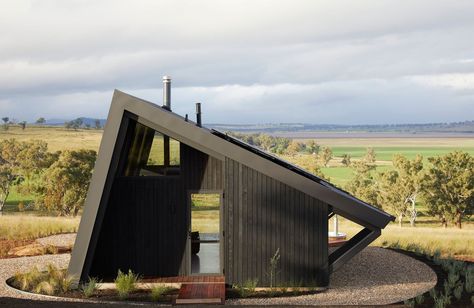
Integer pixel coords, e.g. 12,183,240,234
190,192,222,274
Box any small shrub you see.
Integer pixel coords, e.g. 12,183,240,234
114,269,140,300
453,284,463,301
43,264,74,294
35,281,55,295
243,278,258,293
430,288,452,308
447,272,460,287
415,294,424,305
267,248,280,288
13,266,42,291
465,265,474,293
45,245,58,255
403,298,415,307
432,249,441,261
81,277,101,298
234,279,258,298
150,285,171,301
59,275,74,294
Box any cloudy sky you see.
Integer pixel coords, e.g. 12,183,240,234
1,0,474,124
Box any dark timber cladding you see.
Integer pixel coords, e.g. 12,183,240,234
87,115,223,279
224,158,329,286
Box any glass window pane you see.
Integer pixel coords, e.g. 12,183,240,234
122,121,180,176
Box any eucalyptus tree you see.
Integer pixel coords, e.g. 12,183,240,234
423,151,474,228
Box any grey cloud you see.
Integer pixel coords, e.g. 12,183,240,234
1,0,474,123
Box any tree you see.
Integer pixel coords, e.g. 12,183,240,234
345,148,379,207
319,146,333,167
377,170,409,226
94,119,102,129
341,154,351,167
305,140,320,154
392,154,424,227
423,151,474,228
64,118,83,130
0,139,25,212
365,147,376,164
0,139,56,213
36,117,46,125
35,149,96,216
16,140,54,190
2,117,9,130
286,140,304,156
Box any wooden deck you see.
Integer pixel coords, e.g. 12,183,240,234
174,282,225,305
143,275,224,284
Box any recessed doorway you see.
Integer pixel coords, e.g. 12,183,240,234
188,191,223,275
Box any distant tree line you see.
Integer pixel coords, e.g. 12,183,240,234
214,120,474,133
1,116,103,131
64,118,102,130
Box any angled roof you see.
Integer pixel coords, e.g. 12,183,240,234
68,90,395,283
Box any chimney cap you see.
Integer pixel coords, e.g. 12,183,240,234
163,75,172,82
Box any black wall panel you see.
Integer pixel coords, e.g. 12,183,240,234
224,158,329,287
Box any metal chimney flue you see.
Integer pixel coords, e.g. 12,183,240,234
162,76,171,110
196,103,202,127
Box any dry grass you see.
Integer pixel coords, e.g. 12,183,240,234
0,216,80,241
335,218,474,259
0,215,79,258
191,210,220,233
0,126,102,152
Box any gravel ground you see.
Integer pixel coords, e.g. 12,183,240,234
0,245,436,306
35,234,76,248
228,247,437,306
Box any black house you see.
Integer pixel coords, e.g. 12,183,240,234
68,77,394,287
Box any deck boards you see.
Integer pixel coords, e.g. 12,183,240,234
175,282,225,305
142,275,224,284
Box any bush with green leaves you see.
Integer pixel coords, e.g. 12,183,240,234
234,278,258,298
114,269,140,300
150,285,173,301
80,277,101,298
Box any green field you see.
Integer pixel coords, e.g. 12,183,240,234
330,146,474,161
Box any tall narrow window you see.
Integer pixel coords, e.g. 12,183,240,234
122,122,180,176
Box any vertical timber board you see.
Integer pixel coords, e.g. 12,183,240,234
223,158,329,287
